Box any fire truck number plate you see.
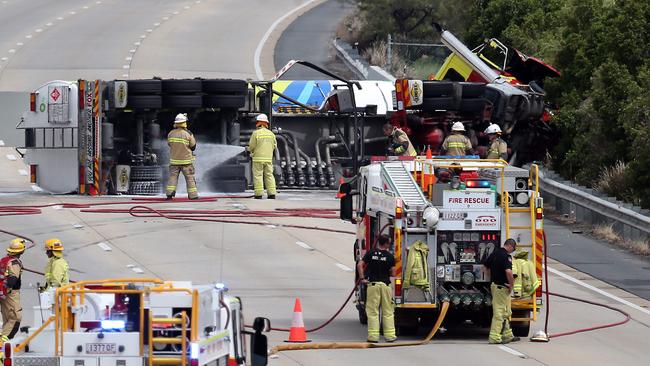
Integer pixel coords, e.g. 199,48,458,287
85,343,116,354
442,211,465,220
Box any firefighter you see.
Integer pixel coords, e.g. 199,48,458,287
485,124,508,160
1,238,25,343
167,113,198,200
441,122,473,156
41,238,69,290
357,234,396,343
248,114,277,199
484,238,519,344
383,123,417,157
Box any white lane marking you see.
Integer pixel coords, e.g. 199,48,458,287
31,185,43,192
97,242,112,251
173,11,179,15
296,241,314,251
0,57,8,62
73,223,84,229
253,0,320,79
45,23,52,27
52,205,63,210
83,5,89,9
335,263,353,272
153,22,160,27
548,266,650,316
16,42,23,46
133,41,141,46
69,11,76,15
96,1,102,4
125,56,132,61
129,49,136,53
146,29,153,33
131,267,144,274
498,345,527,358
121,74,129,78
35,28,43,33
122,65,130,69
139,34,147,39
8,49,15,53
162,16,169,21
25,34,32,39
57,17,63,20
18,169,28,176
6,154,16,161
266,225,277,229
126,264,135,268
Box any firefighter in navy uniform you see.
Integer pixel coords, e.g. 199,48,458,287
356,234,397,343
484,238,519,344
1,238,25,343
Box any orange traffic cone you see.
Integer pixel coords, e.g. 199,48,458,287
286,298,310,342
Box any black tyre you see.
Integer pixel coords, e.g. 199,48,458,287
128,180,162,195
202,79,247,95
459,98,487,113
459,82,486,98
423,81,454,97
163,95,203,109
129,166,163,181
422,97,456,111
127,79,162,94
127,95,162,109
162,79,202,94
511,310,531,337
203,95,246,109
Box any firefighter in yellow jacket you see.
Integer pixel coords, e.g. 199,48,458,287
383,123,417,157
1,238,25,343
485,124,508,160
167,113,198,200
441,122,473,156
42,238,69,290
248,114,277,199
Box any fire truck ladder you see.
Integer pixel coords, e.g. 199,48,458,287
149,311,188,366
381,161,429,211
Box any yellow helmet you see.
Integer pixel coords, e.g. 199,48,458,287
45,238,64,252
7,238,26,255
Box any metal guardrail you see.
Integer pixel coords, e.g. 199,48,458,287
332,39,395,82
539,169,650,243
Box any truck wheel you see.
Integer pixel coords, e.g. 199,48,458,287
163,95,203,109
127,95,162,109
459,82,486,98
422,97,456,111
459,98,487,113
127,79,162,94
128,180,162,195
203,95,245,109
162,79,202,94
129,166,163,181
202,79,247,95
511,310,531,337
423,81,454,97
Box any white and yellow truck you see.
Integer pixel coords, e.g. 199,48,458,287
4,278,270,366
339,157,544,336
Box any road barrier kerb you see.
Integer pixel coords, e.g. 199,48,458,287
539,169,650,243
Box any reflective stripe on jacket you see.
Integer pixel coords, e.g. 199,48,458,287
392,128,417,157
487,138,507,160
168,128,196,165
511,251,539,298
248,126,276,163
442,134,472,156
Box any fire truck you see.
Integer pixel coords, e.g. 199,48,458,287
4,279,270,366
339,157,544,336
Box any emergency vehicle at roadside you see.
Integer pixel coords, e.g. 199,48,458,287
339,156,544,336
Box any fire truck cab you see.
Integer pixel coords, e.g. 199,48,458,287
340,157,543,336
4,279,270,366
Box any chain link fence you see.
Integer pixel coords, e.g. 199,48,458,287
367,34,449,79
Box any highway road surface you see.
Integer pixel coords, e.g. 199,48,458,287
0,192,648,366
1,0,650,365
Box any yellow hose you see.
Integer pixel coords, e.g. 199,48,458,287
270,301,450,353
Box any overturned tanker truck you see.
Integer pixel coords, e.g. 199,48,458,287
17,28,558,195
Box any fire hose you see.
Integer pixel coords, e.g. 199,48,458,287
0,199,635,352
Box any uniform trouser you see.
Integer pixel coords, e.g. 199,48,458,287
252,161,276,197
167,164,198,199
1,290,22,340
365,282,396,341
489,283,514,343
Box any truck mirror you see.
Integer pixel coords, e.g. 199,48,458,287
251,317,270,366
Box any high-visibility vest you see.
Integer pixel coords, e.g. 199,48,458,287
404,240,430,289
512,251,539,298
248,127,277,163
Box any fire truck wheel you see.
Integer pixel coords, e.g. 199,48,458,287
423,81,454,97
127,95,162,109
511,310,531,337
163,95,203,109
126,79,162,94
202,79,247,95
422,97,456,111
162,79,203,94
459,82,486,98
202,95,246,109
128,180,162,195
129,166,163,181
459,98,487,113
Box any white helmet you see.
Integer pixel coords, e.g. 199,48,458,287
451,122,465,132
174,113,188,124
256,113,269,123
484,124,502,134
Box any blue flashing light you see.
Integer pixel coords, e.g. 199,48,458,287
101,320,125,330
465,179,491,189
